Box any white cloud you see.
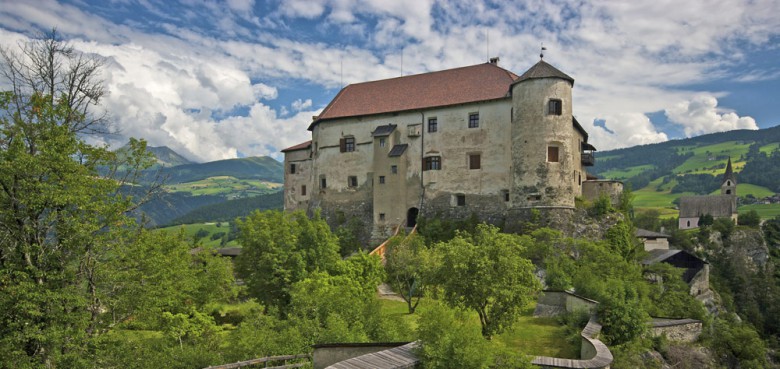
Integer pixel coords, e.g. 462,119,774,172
665,94,758,137
586,113,669,151
291,98,312,111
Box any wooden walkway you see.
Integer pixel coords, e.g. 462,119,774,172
204,353,311,369
531,318,612,369
324,342,419,369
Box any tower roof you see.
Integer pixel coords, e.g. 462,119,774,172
513,60,574,86
723,157,736,184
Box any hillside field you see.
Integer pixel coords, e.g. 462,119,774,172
164,176,281,198
155,222,238,248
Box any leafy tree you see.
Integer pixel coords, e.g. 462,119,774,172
738,210,761,228
235,210,341,314
698,213,714,227
605,219,642,261
385,233,429,313
416,303,494,369
430,224,541,338
633,209,661,232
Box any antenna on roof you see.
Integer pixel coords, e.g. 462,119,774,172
540,42,547,60
486,29,489,62
401,48,404,77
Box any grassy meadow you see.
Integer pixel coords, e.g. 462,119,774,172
164,176,281,198
155,222,239,248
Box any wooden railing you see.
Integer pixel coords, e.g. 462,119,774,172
204,353,311,369
369,223,404,260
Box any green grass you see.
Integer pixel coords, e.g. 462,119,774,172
739,204,780,220
379,298,579,359
155,222,238,248
672,141,751,174
708,183,775,199
599,164,654,180
759,142,779,155
164,176,281,198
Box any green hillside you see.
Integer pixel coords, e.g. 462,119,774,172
155,156,283,184
591,125,780,218
167,191,283,226
164,176,281,198
155,222,239,248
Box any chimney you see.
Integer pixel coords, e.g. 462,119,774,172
489,56,500,65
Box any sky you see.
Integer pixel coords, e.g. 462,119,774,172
1,0,779,162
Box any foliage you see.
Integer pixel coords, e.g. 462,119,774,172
335,214,365,257
698,213,714,227
234,210,341,314
416,303,494,369
712,217,735,239
165,191,283,226
605,219,642,261
588,193,615,217
633,209,662,231
670,173,720,194
708,316,768,368
644,263,706,320
738,209,761,227
417,212,481,244
385,233,429,313
429,224,541,338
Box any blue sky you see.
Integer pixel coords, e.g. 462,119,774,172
1,0,779,162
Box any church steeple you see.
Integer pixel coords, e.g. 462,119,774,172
721,157,737,196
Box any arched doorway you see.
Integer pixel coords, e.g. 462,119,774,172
407,208,419,228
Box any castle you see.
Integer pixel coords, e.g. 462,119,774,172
677,158,738,229
282,58,603,240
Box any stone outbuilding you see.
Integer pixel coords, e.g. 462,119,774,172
636,228,670,251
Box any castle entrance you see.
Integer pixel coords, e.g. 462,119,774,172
407,208,419,228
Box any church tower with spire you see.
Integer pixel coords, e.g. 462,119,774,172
721,157,737,196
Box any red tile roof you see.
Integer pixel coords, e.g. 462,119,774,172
281,140,312,152
309,62,519,130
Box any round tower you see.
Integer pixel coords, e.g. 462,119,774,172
510,60,577,208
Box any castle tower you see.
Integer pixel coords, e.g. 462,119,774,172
510,60,578,208
721,157,737,196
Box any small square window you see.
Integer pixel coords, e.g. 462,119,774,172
468,113,479,128
548,99,562,115
391,165,398,174
348,176,358,187
424,156,441,171
379,138,386,147
456,194,466,206
379,176,385,184
428,117,438,133
289,163,296,174
379,213,386,221
469,154,481,170
320,177,327,189
548,146,559,163
301,185,307,196
341,137,355,152
503,190,509,202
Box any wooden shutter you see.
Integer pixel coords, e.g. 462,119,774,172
340,138,346,152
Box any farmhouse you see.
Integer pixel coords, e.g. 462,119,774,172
678,158,738,229
283,57,600,239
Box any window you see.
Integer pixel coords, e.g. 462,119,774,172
340,136,355,152
379,138,386,147
348,176,357,187
424,156,441,171
548,99,562,115
301,185,306,196
391,165,398,174
289,163,296,174
456,194,466,206
503,190,509,202
547,146,559,162
468,113,479,128
320,177,327,189
469,154,481,169
379,176,385,184
379,213,386,221
428,117,438,132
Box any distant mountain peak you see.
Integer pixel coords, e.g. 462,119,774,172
146,146,194,168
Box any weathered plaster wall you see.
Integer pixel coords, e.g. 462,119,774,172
511,78,581,208
284,149,312,212
582,180,624,206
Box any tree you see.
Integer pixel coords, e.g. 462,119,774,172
234,210,341,314
385,233,429,313
738,210,761,228
430,224,541,338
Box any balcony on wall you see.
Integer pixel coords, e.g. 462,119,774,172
581,142,596,166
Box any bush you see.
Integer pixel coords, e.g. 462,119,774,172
738,210,761,228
